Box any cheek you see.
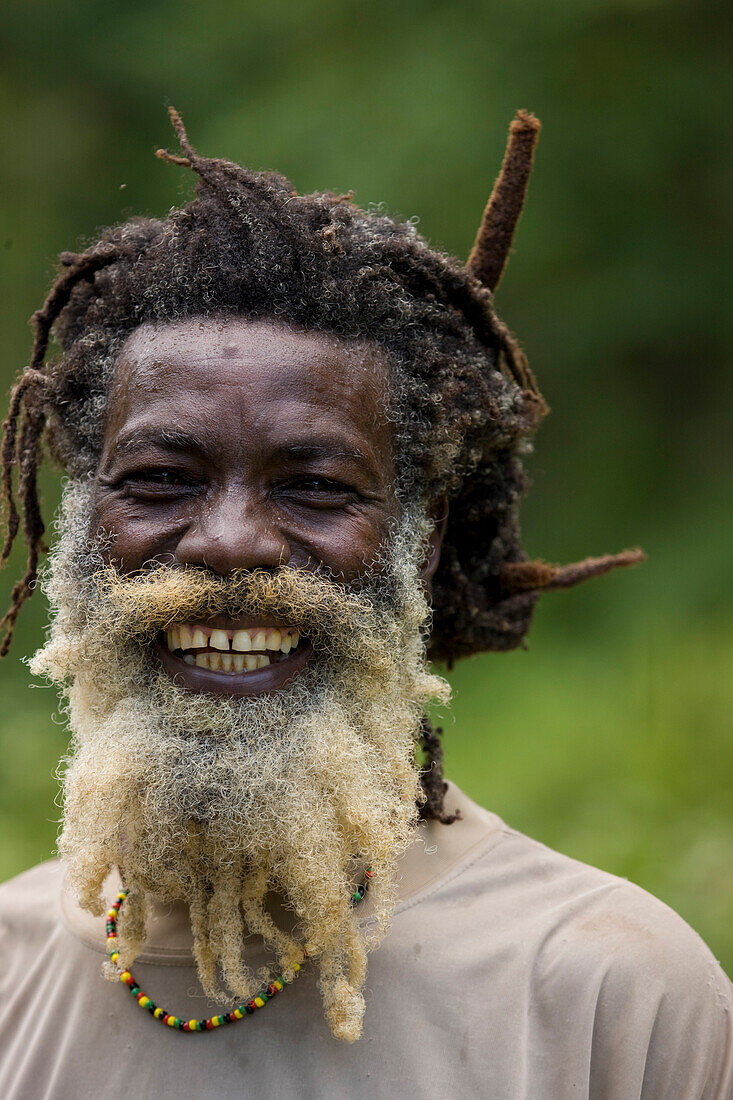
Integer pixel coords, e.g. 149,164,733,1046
90,486,398,578
289,509,395,580
89,496,182,571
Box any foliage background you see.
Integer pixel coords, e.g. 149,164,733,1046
1,1,730,971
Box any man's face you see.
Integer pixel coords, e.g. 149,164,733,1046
91,316,400,697
34,314,450,1041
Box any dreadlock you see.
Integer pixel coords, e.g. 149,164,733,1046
0,107,642,817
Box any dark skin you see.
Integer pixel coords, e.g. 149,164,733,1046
92,317,445,696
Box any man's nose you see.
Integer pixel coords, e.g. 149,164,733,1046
174,487,288,575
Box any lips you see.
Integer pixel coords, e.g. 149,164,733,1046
155,621,311,696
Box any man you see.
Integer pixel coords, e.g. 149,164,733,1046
0,109,730,1097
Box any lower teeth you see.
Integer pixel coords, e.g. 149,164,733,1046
180,652,274,672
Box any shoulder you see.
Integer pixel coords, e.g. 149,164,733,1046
0,860,64,935
425,788,731,1003
486,820,730,984
458,806,733,1096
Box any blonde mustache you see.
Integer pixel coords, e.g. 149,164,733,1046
83,562,402,668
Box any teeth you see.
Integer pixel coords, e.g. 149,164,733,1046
193,652,223,671
167,624,304,668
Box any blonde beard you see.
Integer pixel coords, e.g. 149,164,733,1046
31,480,450,1042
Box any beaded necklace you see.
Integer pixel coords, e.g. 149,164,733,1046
105,867,373,1032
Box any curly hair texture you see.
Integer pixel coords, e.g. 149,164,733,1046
30,485,450,1041
1,108,642,670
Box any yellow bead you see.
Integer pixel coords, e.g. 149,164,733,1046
274,980,283,991
212,1016,221,1027
254,996,265,1008
166,1017,177,1027
188,1019,197,1030
120,971,131,983
292,963,301,972
110,952,119,963
154,1007,164,1018
139,996,149,1007
233,1009,243,1019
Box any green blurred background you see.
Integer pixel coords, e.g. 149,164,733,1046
1,1,730,971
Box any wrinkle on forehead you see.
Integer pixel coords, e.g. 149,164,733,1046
103,314,395,480
115,316,388,384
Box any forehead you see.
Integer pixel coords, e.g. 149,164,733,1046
106,317,393,462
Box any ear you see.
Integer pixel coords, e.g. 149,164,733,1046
420,498,449,586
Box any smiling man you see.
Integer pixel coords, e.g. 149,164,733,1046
0,110,730,1098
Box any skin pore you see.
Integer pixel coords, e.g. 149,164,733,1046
91,316,443,697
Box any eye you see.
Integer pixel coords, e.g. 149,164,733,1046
279,476,358,507
140,469,186,485
294,477,346,492
118,467,198,498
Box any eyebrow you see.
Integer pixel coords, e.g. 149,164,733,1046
274,442,368,463
112,428,211,457
112,429,370,465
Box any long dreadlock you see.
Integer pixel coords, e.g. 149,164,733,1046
0,108,643,818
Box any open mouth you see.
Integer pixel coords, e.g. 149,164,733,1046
154,622,312,696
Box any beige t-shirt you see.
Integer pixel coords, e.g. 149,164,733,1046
0,783,730,1099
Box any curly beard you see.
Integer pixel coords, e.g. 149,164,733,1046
31,480,449,1041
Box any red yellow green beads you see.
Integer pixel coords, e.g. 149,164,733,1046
106,871,370,1032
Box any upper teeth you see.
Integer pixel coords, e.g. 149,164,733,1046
165,625,301,655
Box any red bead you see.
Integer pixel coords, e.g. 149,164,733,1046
125,977,136,987
205,1020,214,1029
267,984,277,996
228,1012,237,1022
182,1022,190,1031
162,1014,171,1025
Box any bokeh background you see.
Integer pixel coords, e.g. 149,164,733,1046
1,1,730,971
